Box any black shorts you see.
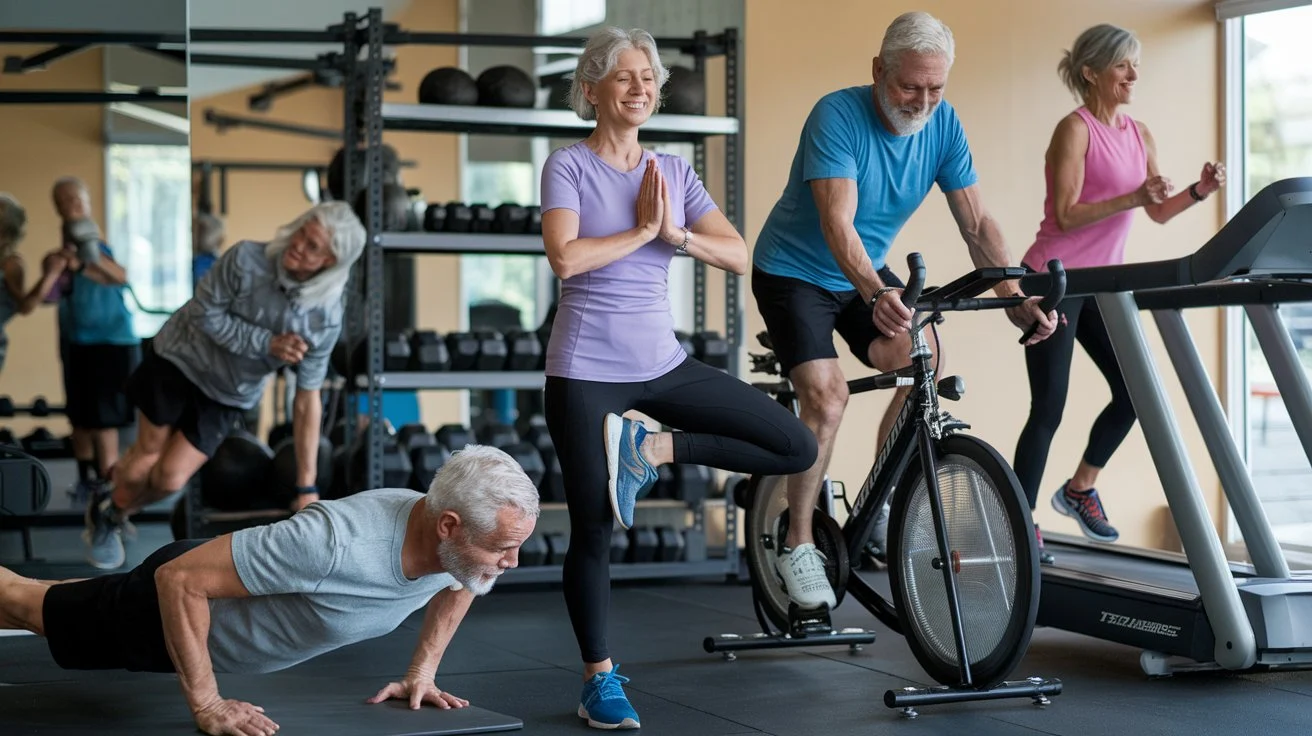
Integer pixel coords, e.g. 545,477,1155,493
63,343,142,429
43,540,206,673
751,266,905,376
125,341,244,457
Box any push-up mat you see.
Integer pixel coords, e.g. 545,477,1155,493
0,674,523,734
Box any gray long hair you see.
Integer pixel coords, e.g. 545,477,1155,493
880,11,956,73
568,26,669,121
425,445,540,537
1058,24,1141,101
264,201,365,310
0,193,26,259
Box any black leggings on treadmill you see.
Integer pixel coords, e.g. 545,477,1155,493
545,356,817,663
1012,295,1138,510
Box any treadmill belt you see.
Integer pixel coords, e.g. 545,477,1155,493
0,675,523,735
1045,541,1202,595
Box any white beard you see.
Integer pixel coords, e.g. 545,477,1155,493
876,81,936,136
438,541,501,596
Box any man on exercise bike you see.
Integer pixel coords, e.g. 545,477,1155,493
751,11,1057,611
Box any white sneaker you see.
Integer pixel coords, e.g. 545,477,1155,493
774,542,837,611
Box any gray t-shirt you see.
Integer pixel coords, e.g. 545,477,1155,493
206,488,456,674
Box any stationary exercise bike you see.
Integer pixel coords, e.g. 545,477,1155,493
704,253,1066,716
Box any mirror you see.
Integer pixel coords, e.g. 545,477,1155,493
0,0,189,563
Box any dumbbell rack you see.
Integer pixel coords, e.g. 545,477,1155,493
341,9,745,585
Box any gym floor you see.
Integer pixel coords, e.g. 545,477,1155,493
4,521,1312,735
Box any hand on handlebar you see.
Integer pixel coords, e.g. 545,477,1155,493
872,288,913,338
1007,298,1058,346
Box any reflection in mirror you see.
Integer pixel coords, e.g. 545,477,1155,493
0,0,188,566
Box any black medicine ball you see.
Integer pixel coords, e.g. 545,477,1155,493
353,182,414,233
476,65,537,108
663,65,707,115
327,144,401,203
418,66,479,106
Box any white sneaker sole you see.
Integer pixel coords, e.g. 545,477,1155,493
603,414,627,530
578,704,640,730
1050,492,1118,543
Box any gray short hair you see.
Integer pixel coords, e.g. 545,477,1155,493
0,193,26,257
880,11,955,73
425,444,541,537
1058,24,1141,101
569,27,669,121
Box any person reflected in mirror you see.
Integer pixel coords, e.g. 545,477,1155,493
192,212,225,290
0,193,69,376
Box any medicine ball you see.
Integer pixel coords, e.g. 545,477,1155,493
326,144,401,202
476,65,537,108
662,66,706,115
418,66,479,106
199,430,274,512
353,182,414,233
544,75,573,111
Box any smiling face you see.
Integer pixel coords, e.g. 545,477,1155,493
873,51,949,136
52,182,91,222
436,506,536,596
1085,56,1139,107
280,216,336,281
584,47,658,128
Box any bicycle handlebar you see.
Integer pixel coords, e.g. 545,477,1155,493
901,252,926,312
1017,259,1066,344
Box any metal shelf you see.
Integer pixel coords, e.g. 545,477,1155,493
380,232,543,254
382,102,739,141
356,372,546,390
499,559,733,585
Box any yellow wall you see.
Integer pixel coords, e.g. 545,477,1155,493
188,0,465,433
0,46,105,437
743,0,1227,550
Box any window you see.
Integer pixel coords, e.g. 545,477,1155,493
539,0,606,35
105,144,191,337
459,161,542,331
1224,1,1312,549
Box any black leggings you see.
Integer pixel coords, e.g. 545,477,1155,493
545,356,817,663
1012,295,1137,510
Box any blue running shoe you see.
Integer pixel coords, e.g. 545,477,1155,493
1051,483,1119,543
604,414,658,530
578,666,640,730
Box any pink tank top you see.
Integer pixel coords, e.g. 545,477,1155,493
1022,107,1147,272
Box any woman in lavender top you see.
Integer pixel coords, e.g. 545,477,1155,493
539,26,818,730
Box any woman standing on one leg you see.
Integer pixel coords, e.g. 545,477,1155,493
541,27,818,730
1013,23,1226,562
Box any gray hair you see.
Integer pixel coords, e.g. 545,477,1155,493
264,201,366,310
0,193,26,258
1058,24,1141,101
51,175,88,196
194,212,225,256
880,11,956,73
425,444,541,537
569,27,669,121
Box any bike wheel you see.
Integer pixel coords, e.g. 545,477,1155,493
886,434,1039,688
744,474,850,633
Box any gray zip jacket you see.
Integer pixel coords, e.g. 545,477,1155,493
151,240,343,410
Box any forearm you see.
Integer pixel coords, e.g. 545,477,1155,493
156,574,223,712
962,213,1024,297
89,258,128,285
407,590,473,679
550,226,655,279
677,231,747,275
17,273,60,314
1057,192,1143,232
820,222,884,303
292,392,321,487
1145,187,1201,224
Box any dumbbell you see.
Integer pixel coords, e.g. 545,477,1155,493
21,427,66,458
526,205,542,235
0,427,15,446
423,203,447,232
692,331,730,370
349,435,413,490
409,330,451,372
504,329,542,371
266,421,294,450
435,424,475,453
543,531,568,565
397,423,434,453
609,526,630,563
476,422,520,449
444,202,473,233
627,526,660,563
516,413,549,442
347,333,411,373
493,203,529,234
671,464,713,505
539,454,564,502
655,525,685,562
501,441,545,487
29,397,51,417
0,396,13,417
649,464,675,500
474,330,508,371
445,332,480,371
469,203,495,233
410,444,451,492
520,533,549,566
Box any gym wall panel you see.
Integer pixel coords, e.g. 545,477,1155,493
0,46,106,437
744,0,1227,551
187,0,466,435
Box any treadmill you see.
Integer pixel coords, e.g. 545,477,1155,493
1019,177,1312,675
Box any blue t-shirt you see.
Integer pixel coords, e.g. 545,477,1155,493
753,86,978,292
58,241,138,346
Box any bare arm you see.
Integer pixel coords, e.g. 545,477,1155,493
944,184,1022,297
1048,114,1150,232
810,178,885,303
542,209,656,280
406,587,475,680
1138,122,1211,224
85,250,128,285
292,389,322,487
5,256,64,315
669,208,748,276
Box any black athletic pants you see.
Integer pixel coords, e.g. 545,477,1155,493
545,356,817,663
1012,295,1137,509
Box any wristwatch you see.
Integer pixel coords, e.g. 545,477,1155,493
1189,182,1207,202
675,227,691,254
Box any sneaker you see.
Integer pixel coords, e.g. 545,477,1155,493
1035,523,1055,565
773,534,837,611
603,414,658,530
578,666,640,730
1051,483,1119,543
83,494,126,570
